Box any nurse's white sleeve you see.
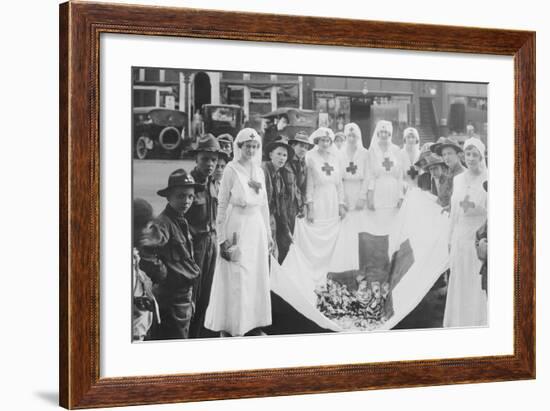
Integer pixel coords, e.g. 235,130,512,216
216,166,234,245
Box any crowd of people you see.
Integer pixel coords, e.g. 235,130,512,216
132,119,488,341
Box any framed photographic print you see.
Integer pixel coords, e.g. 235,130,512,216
59,1,535,409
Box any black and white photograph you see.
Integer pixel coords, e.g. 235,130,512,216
131,66,488,341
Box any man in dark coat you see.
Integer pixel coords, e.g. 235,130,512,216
186,134,228,338
286,131,313,233
148,169,203,339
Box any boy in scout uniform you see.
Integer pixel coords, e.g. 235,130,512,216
151,169,203,339
186,134,229,338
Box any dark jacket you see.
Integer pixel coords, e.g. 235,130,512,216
286,156,307,214
263,161,297,263
431,173,452,207
154,205,200,291
476,221,488,293
440,162,465,205
187,168,218,236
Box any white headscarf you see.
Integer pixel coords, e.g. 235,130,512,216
232,128,262,166
309,127,338,155
463,137,487,170
343,122,366,151
369,120,398,155
402,127,420,164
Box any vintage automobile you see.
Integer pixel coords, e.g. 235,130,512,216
133,108,187,159
182,104,244,157
260,107,319,140
199,104,244,139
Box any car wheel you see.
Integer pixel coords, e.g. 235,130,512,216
135,136,149,159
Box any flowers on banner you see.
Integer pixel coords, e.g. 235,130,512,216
315,277,390,331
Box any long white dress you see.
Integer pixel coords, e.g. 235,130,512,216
329,145,369,272
305,149,344,222
204,161,272,336
443,171,488,327
285,148,343,298
366,143,405,234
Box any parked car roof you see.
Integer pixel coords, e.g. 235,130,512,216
260,107,317,118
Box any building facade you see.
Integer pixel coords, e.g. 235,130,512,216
132,67,487,146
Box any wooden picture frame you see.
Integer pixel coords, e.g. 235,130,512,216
59,1,535,408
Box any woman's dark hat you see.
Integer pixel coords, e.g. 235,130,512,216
187,134,225,157
288,130,314,148
265,138,295,160
414,150,433,168
424,153,446,170
157,169,204,197
430,136,463,156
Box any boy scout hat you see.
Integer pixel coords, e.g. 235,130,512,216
157,168,204,197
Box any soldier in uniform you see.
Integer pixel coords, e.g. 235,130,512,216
186,134,229,338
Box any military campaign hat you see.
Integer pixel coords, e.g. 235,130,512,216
187,134,227,158
157,168,204,197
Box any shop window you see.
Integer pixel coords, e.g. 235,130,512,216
276,85,299,108
248,101,273,131
466,97,487,111
144,68,160,82
250,86,271,100
133,89,157,108
164,69,179,83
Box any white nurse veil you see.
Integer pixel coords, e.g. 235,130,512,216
232,128,263,166
369,120,395,157
343,122,366,151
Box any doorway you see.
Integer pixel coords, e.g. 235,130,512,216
350,97,371,147
193,72,211,114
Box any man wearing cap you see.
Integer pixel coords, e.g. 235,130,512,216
286,131,313,227
217,133,234,160
186,134,228,338
150,169,203,339
431,136,465,212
